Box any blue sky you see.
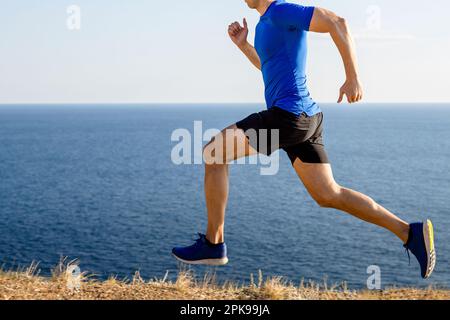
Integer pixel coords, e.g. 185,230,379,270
1,0,449,104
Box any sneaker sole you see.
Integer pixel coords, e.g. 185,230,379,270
172,253,229,266
422,219,436,279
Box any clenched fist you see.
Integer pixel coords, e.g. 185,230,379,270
338,78,364,104
228,18,249,49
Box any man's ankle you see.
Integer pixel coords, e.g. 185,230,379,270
401,224,411,245
205,234,224,246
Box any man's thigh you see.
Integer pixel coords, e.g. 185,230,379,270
292,158,338,200
203,124,258,164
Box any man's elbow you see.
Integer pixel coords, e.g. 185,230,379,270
331,15,348,33
336,16,347,28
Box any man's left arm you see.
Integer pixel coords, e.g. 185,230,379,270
309,8,363,104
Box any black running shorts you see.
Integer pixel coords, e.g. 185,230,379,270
236,107,329,164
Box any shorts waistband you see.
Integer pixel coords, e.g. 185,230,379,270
269,106,308,118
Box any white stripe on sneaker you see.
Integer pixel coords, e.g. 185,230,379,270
172,253,229,266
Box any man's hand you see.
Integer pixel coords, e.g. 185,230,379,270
338,78,363,104
228,18,249,49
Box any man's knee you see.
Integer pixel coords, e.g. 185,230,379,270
203,137,227,165
312,184,342,209
202,140,213,157
204,143,227,173
203,142,215,165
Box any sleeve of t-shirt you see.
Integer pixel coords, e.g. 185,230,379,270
271,3,315,31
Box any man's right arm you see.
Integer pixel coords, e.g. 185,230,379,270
228,19,261,70
237,42,261,70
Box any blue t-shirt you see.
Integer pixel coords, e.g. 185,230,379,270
255,0,320,116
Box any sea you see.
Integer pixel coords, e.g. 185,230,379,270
0,103,448,289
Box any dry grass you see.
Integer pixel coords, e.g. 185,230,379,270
0,261,448,300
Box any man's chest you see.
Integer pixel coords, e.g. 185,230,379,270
254,21,285,63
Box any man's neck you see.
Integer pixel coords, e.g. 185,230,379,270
257,0,276,16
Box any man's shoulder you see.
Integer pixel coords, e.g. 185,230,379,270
271,1,288,13
270,1,305,18
272,1,301,11
269,1,315,30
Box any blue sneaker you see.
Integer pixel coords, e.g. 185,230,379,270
172,233,229,266
404,220,436,279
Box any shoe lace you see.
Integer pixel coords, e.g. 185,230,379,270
193,233,206,244
404,245,411,266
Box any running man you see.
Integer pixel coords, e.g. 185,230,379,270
172,0,436,279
